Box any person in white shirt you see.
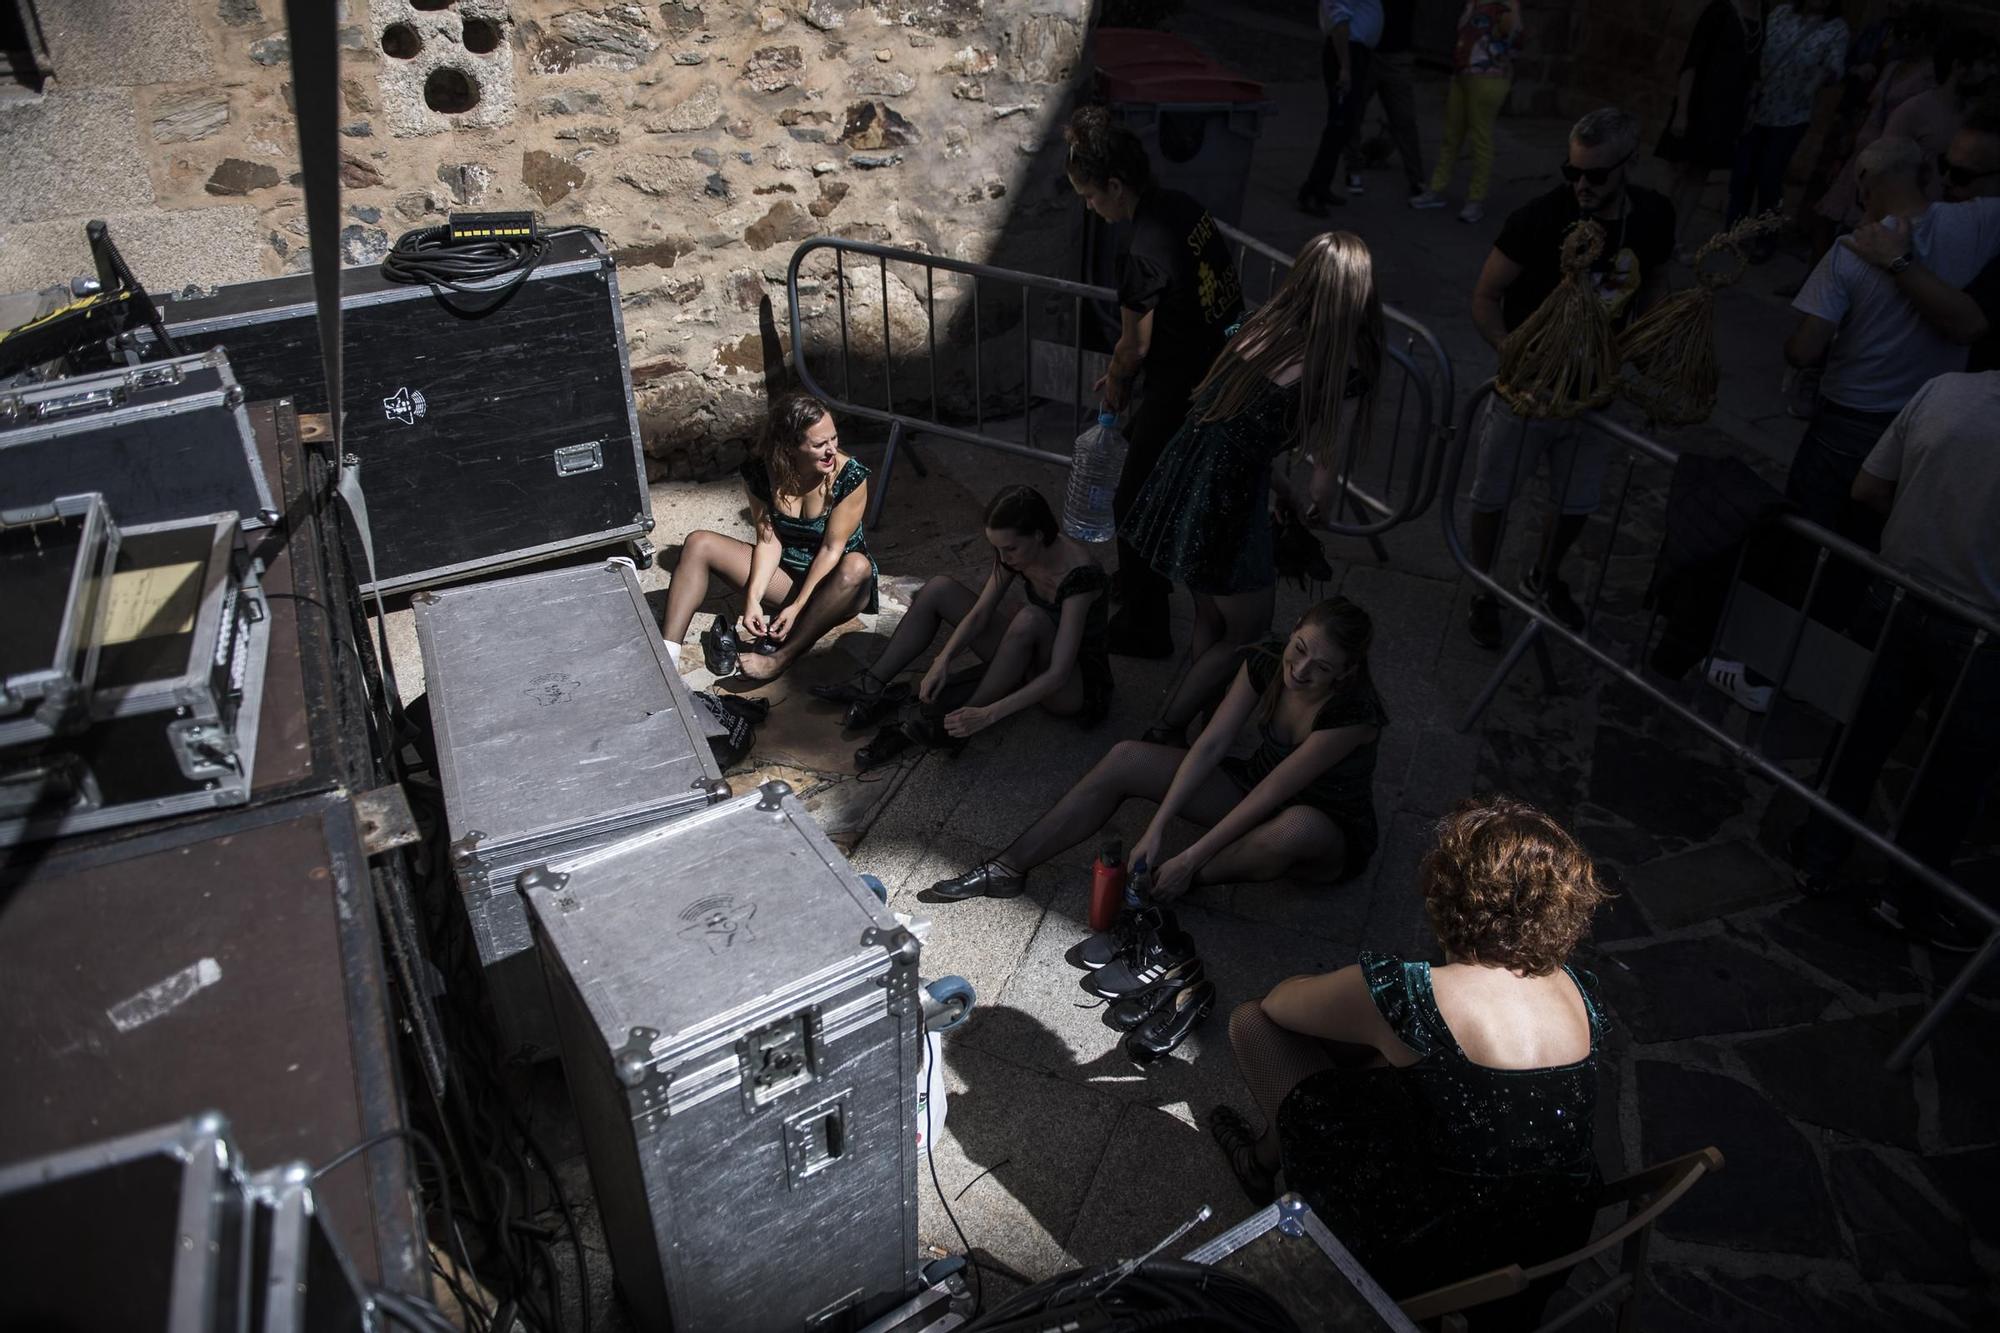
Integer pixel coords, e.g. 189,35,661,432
1783,136,2000,536
1790,370,2000,954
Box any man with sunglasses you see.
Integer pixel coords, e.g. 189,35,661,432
1842,100,2000,373
1462,107,1675,648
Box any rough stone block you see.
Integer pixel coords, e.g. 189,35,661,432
0,90,155,224
38,0,212,86
1735,1010,1922,1149
149,89,230,145
0,206,262,294
1595,934,1831,1042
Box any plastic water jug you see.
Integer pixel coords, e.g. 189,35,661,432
1061,410,1129,542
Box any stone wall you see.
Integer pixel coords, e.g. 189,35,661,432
0,0,1092,477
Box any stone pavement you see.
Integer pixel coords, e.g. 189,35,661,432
383,3,1997,1324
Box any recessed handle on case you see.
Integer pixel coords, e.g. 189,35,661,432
553,440,604,476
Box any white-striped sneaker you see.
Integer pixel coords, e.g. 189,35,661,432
1408,189,1447,210
1704,657,1773,713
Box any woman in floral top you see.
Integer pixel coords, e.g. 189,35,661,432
1425,0,1523,224
1726,0,1848,254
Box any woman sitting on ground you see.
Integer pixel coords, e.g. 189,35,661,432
661,392,876,683
814,485,1112,767
1122,230,1381,746
930,596,1384,902
1211,796,1607,1318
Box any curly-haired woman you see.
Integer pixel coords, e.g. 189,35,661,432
661,392,876,683
1209,796,1608,1314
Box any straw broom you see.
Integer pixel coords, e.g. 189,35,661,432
1618,211,1786,425
1495,220,1619,420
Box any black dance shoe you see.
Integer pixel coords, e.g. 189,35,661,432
1125,978,1216,1065
927,859,1026,902
700,615,741,676
811,669,884,704
1207,1105,1278,1206
842,682,908,732
1086,925,1196,999
854,725,914,773
1109,958,1206,1032
1066,906,1177,971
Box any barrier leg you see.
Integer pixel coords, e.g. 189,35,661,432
867,419,906,531
1889,928,2000,1070
1457,619,1544,732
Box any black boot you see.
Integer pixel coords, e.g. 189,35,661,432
1125,978,1217,1064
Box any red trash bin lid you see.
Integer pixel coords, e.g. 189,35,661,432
1092,27,1212,72
1096,68,1269,105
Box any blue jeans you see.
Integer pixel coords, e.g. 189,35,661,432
1797,584,2000,908
1780,403,1894,626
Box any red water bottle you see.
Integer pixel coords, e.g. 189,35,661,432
1089,839,1127,932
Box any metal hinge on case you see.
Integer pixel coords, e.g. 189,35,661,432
616,1026,672,1133
862,925,922,1016
697,776,730,804
517,864,577,914
449,829,486,872
1276,1193,1307,1237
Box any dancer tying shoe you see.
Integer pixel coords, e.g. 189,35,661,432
929,597,1384,903
812,486,1112,769
1208,796,1607,1320
1122,230,1380,746
660,392,876,684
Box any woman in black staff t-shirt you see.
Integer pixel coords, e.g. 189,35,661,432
1066,107,1243,660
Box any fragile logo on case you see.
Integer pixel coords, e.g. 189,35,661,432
522,672,580,706
382,385,428,426
679,894,757,952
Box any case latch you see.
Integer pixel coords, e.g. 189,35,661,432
737,1009,820,1113
553,440,604,476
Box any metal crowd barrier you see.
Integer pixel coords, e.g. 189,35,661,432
784,228,1452,542
1443,380,1998,1067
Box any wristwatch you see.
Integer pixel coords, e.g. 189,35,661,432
1888,251,1914,275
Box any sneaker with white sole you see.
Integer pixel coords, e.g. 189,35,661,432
1347,173,1365,195
1409,188,1447,210
1458,200,1485,223
1703,657,1774,713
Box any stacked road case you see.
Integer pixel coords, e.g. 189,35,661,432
414,559,726,1060
521,781,924,1333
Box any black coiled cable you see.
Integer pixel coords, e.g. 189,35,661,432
380,225,559,313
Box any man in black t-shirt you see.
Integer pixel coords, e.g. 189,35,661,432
1461,107,1675,648
1076,154,1243,657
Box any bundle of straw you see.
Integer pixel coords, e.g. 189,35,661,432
1618,211,1786,425
1495,220,1619,420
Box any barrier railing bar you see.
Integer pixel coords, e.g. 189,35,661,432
1889,627,1984,844
1442,381,1998,1067
1754,548,1828,750
1021,281,1033,454
1583,455,1637,642
972,280,984,436
880,255,894,416
1819,589,1904,796
927,265,938,416
836,248,851,404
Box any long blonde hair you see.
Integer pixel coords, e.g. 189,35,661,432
1192,230,1382,470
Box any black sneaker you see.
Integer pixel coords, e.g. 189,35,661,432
1066,906,1177,971
1125,978,1216,1064
1467,594,1502,649
1108,957,1205,1031
928,858,1026,902
1107,611,1174,660
1520,565,1585,632
700,615,742,676
1087,925,1196,999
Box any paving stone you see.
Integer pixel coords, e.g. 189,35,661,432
1477,727,1589,818
1634,1061,1841,1257
1390,725,1481,820
0,206,263,293
1338,564,1454,723
1359,811,1445,960
1928,1000,2000,1151
1219,872,1372,951
1596,936,1831,1043
1618,839,1790,931
879,833,1052,1008
1644,1266,1923,1332
925,1042,1122,1278
1918,1145,2000,1248
1735,1011,1922,1150
1571,808,1671,870
1584,862,1653,944
1588,726,1757,842
36,0,211,86
960,886,1347,1128
1829,1145,1975,1284
1758,897,1922,998
1062,1102,1247,1266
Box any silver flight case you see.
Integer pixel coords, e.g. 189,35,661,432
1,491,119,747
0,512,269,845
521,781,923,1333
413,559,726,1061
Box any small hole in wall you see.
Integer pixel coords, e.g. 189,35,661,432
380,23,421,59
461,17,502,55
410,0,453,10
424,67,480,115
